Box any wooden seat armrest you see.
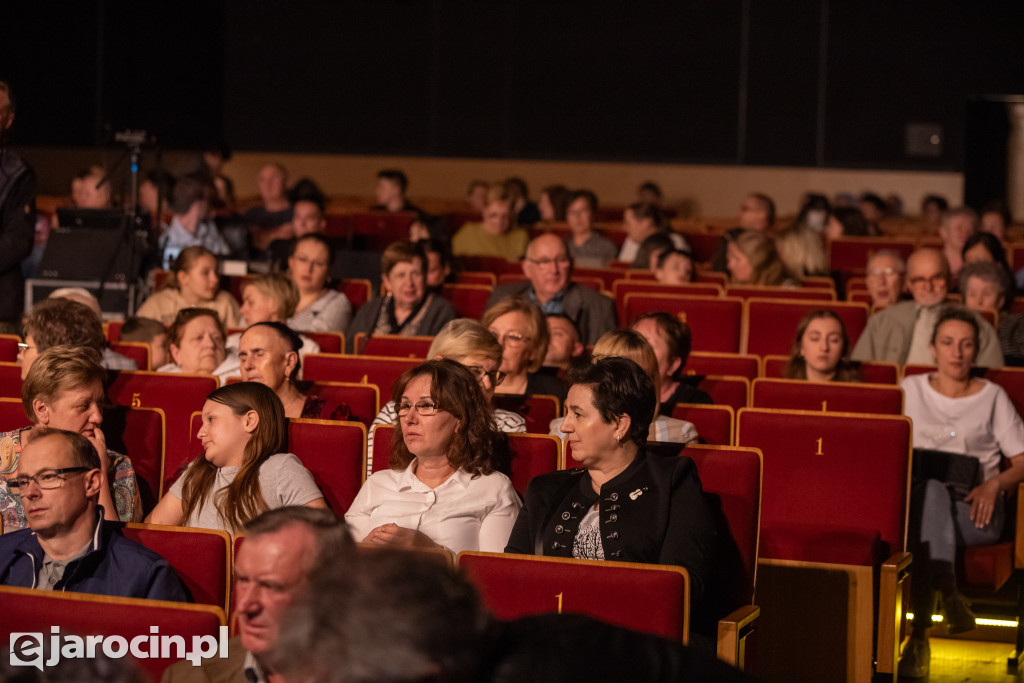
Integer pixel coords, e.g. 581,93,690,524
876,551,912,675
717,604,760,668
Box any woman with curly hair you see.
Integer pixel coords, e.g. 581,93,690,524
345,359,521,555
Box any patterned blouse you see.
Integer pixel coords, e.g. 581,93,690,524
0,427,144,532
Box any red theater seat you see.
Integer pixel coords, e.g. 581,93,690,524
685,352,759,380
0,397,25,432
339,278,372,311
0,334,19,362
671,403,735,445
725,285,835,301
623,294,743,353
370,423,394,475
308,381,380,427
751,378,904,415
828,237,916,275
760,355,899,384
355,334,433,357
612,280,723,324
454,271,496,286
492,394,561,435
697,376,749,412
743,299,869,357
0,362,22,399
300,331,344,354
288,418,366,512
122,523,231,611
303,354,421,398
441,283,493,319
111,341,151,370
101,405,166,515
349,211,416,250
505,433,561,495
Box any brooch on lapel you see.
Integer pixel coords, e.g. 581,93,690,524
629,488,646,501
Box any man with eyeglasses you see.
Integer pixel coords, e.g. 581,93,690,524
0,428,188,600
486,233,617,345
852,248,1004,367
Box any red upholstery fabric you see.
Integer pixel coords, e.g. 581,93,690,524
339,278,372,310
288,419,366,512
612,281,722,323
122,525,231,610
457,256,521,274
497,273,604,292
0,362,22,399
106,320,123,343
685,352,759,380
492,394,560,435
980,368,1024,420
962,541,1014,592
303,354,420,398
726,286,835,301
0,334,18,362
107,371,218,494
0,586,225,680
102,406,165,515
309,382,380,427
670,404,734,446
737,409,911,564
110,342,150,371
751,379,904,415
828,237,916,274
349,212,416,250
459,553,688,642
744,300,869,357
761,356,898,384
302,331,344,354
697,376,749,412
358,335,433,358
0,397,25,432
506,433,560,495
760,521,882,566
441,283,493,319
371,424,395,474
679,232,720,263
623,294,743,353
453,271,496,286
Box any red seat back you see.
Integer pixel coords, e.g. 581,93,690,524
288,419,366,512
105,320,124,342
339,278,372,311
492,394,561,435
122,524,231,610
726,286,835,301
370,424,395,474
670,403,735,445
761,355,899,384
349,211,416,250
101,405,166,515
110,342,151,370
623,294,743,353
743,299,869,357
506,433,560,495
303,354,421,399
0,334,19,362
301,331,344,354
613,281,723,324
441,283,494,319
696,375,749,412
0,397,25,432
309,381,380,427
685,352,759,380
751,378,904,415
454,271,496,286
458,552,690,642
357,334,433,358
0,362,22,399
827,237,916,275
678,232,720,262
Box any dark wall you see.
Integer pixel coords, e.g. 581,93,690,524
5,0,1024,172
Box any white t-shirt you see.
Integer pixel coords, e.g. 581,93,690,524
900,374,1024,481
345,459,521,555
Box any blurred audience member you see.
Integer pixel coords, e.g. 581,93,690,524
565,189,617,268
637,180,663,206
287,234,352,333
542,313,584,372
137,246,243,328
921,194,948,229
960,261,1024,365
632,312,712,412
452,183,529,262
538,184,570,223
940,207,978,277
70,166,111,210
980,200,1012,241
864,250,906,311
506,176,540,225
725,230,797,286
243,163,293,251
653,248,696,285
859,192,887,235
373,168,422,215
160,174,230,267
710,192,775,271
119,316,168,369
466,179,489,212
619,202,688,264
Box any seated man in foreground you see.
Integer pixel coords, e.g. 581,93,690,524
0,428,188,601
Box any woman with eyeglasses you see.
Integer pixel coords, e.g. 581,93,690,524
482,297,568,401
287,234,352,333
346,359,521,555
365,319,526,476
0,346,142,531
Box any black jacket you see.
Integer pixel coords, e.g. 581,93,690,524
0,149,35,322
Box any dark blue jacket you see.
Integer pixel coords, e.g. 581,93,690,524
0,507,190,602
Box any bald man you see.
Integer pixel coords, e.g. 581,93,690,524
851,248,1004,367
485,234,617,345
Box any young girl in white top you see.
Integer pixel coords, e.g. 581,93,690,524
146,382,326,534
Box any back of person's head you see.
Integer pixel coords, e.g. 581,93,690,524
922,194,949,213
22,346,105,422
962,230,1008,265
731,229,791,285
377,169,408,193
633,311,692,369
569,356,657,448
180,382,287,532
389,359,498,476
287,177,327,209
541,184,571,221
47,287,103,319
244,506,355,576
591,329,661,403
169,174,208,215
627,201,668,232
246,273,300,320
23,298,105,355
505,176,529,200
427,318,503,366
638,181,663,202
860,192,886,214
119,317,166,344
832,206,870,237
270,549,489,682
166,246,216,291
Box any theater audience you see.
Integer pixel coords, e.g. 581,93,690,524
653,248,696,284
0,428,185,599
466,179,489,212
775,196,828,277
346,241,457,351
962,231,1016,301
366,319,525,474
147,382,326,534
959,261,1024,365
22,296,136,375
70,166,112,210
137,246,243,328
852,248,1004,367
538,184,570,222
159,174,230,267
565,189,617,268
291,195,327,237
483,297,567,400
542,313,584,373
637,180,664,206
232,273,320,363
242,163,293,251
725,229,798,286
783,310,861,382
119,316,169,369
451,182,529,262
859,192,887,235
1,347,142,529
420,237,453,290
864,250,906,311
633,232,676,271
508,357,718,637
898,307,1024,678
486,233,617,345
373,169,422,215
287,233,353,333
940,207,978,277
632,311,713,412
710,192,777,272
346,360,521,555
550,331,698,445
157,308,239,384
239,322,350,420
825,206,871,240
618,202,688,264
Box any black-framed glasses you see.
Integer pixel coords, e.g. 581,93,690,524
10,467,92,490
524,256,570,268
465,365,506,387
396,401,443,418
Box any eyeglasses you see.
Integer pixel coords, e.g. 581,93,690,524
867,268,901,279
492,331,530,347
465,365,506,387
396,401,444,418
525,256,570,268
907,274,946,286
10,467,91,490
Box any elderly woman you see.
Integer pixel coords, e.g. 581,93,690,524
345,360,521,555
549,330,697,445
507,356,718,637
365,319,527,475
287,233,353,333
136,246,243,328
959,261,1024,366
239,322,351,420
898,308,1024,677
783,310,861,382
20,297,135,377
0,346,142,530
482,297,567,401
346,241,457,352
725,229,798,286
157,308,239,384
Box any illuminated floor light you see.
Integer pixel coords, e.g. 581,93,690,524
905,612,1018,628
